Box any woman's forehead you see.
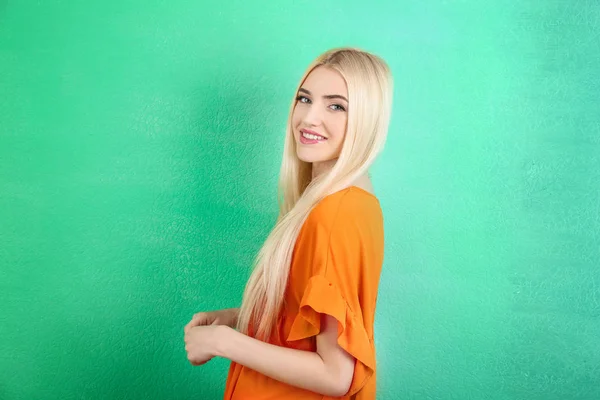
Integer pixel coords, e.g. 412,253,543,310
301,66,348,97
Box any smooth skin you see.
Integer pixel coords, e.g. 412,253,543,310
184,66,373,397
184,309,355,397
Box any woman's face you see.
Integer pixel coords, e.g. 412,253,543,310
291,66,349,164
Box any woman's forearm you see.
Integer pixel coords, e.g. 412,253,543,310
215,325,347,397
225,307,239,328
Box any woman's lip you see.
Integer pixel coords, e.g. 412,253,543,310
299,132,327,144
300,129,327,139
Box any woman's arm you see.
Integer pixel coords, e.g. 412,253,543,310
184,308,240,333
216,313,355,397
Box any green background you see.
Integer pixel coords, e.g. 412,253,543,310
1,1,599,399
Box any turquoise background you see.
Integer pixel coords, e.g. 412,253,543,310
1,1,599,399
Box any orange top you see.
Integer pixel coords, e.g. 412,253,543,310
223,186,385,400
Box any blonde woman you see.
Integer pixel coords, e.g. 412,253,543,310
184,47,393,399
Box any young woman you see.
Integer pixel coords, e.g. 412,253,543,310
184,47,393,399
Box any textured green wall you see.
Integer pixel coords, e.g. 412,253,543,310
1,1,599,399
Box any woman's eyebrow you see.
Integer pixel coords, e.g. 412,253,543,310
298,87,348,103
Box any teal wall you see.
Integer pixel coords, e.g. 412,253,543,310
1,1,599,399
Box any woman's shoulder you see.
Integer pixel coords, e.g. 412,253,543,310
308,186,382,229
319,185,380,209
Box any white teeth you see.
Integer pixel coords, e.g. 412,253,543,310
302,132,325,140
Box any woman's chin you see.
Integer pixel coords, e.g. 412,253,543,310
296,151,323,164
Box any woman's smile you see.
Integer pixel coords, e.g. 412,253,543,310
299,130,328,144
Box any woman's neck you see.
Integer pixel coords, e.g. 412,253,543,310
311,159,337,180
310,160,373,194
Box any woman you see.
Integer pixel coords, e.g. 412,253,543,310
184,47,394,399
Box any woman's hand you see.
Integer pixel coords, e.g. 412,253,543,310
184,325,223,366
184,308,239,334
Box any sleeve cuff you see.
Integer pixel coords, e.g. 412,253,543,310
286,275,376,395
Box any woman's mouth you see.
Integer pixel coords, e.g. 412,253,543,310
299,131,327,145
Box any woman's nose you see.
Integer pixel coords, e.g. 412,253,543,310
302,103,324,126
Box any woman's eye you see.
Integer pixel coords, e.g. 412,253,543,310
295,95,345,112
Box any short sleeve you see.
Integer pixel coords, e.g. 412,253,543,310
285,198,382,397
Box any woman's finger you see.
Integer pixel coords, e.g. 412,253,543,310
184,316,199,334
184,313,208,334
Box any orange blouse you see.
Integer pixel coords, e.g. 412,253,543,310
223,186,385,400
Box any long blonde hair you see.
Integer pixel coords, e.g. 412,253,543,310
236,47,394,340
